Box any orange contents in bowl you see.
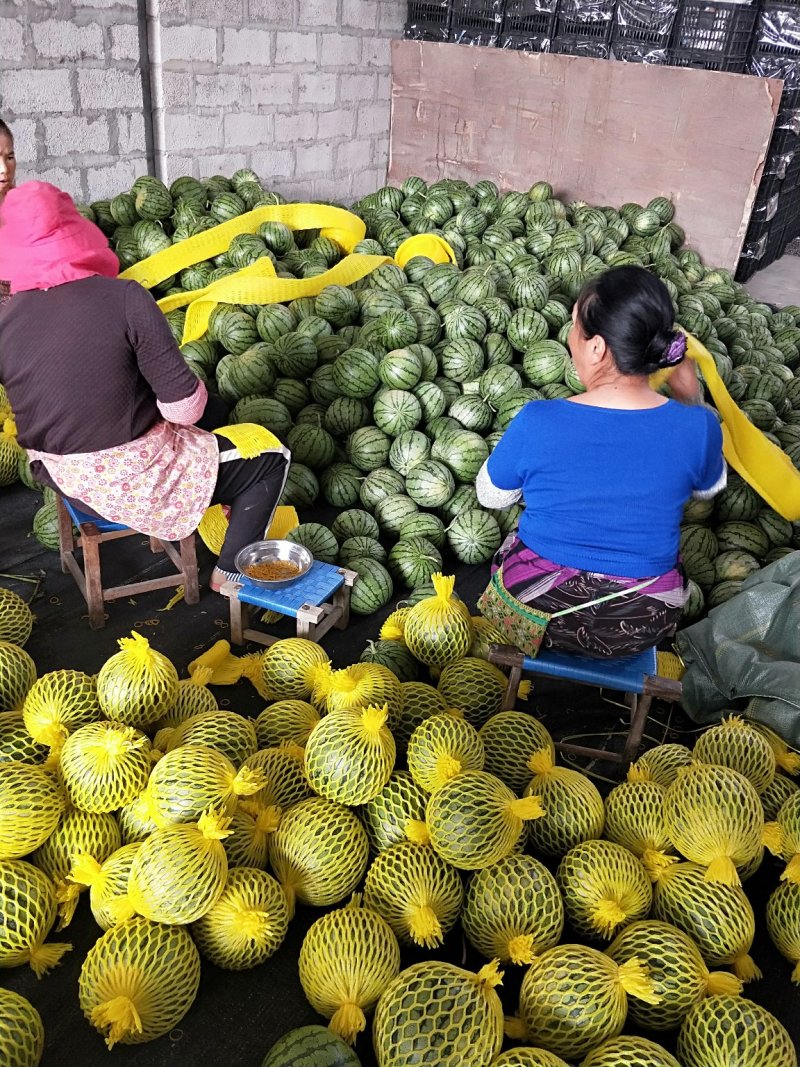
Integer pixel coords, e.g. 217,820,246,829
245,560,301,582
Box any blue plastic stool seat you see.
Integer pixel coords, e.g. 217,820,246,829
518,645,658,695
228,561,345,618
63,499,130,534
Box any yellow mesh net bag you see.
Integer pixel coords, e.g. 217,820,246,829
261,638,330,700
524,748,605,859
155,666,219,730
69,843,141,930
664,764,763,886
128,808,230,924
223,800,281,869
0,587,34,648
556,840,652,941
762,773,799,822
373,959,505,1067
0,988,45,1067
766,880,800,984
750,721,800,777
468,615,507,661
241,743,312,811
0,416,20,488
677,996,796,1067
255,699,321,749
0,859,71,977
435,657,508,728
22,669,100,753
519,944,660,1059
269,796,368,919
403,574,473,671
427,770,544,871
314,663,403,728
581,1036,681,1067
96,633,179,730
461,853,564,966
298,896,401,1043
362,840,463,950
0,641,36,713
361,771,429,854
117,792,160,845
478,711,555,794
627,744,693,787
162,709,258,766
490,1051,570,1067
0,711,48,765
78,916,200,1049
379,608,409,643
58,720,151,813
652,861,762,983
607,919,742,1032
693,716,776,795
604,780,676,881
191,866,289,970
0,761,63,858
407,713,485,793
144,743,265,824
764,790,800,884
305,704,396,805
394,681,448,749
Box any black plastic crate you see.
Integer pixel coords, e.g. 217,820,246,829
556,0,614,40
450,0,504,44
612,40,670,62
749,51,800,91
612,0,678,49
502,0,557,39
501,31,554,49
552,31,611,56
405,0,453,40
667,46,748,72
670,1,758,57
755,2,800,56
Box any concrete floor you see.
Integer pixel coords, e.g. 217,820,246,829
745,252,800,305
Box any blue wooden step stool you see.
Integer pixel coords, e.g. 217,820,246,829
488,643,683,775
56,497,199,630
220,560,358,647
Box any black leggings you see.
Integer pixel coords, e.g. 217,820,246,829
210,437,289,571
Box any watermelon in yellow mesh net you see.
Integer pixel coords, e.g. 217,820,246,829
0,859,71,976
70,843,141,930
518,944,660,1059
22,670,99,753
379,608,409,642
305,704,396,805
362,840,463,949
394,681,448,749
764,790,800,883
155,667,219,730
191,865,289,970
0,640,36,713
693,716,776,794
604,780,675,880
256,699,321,749
581,1036,681,1067
407,713,485,793
766,880,800,983
479,711,555,794
58,720,151,813
163,709,258,766
762,773,799,822
664,764,763,886
403,574,473,671
78,916,200,1049
144,743,265,824
651,862,761,982
0,761,64,859
269,796,368,918
462,853,564,965
0,988,45,1067
606,919,742,1031
261,638,330,700
0,588,34,648
96,633,178,730
361,770,429,854
627,744,693,787
127,808,230,924
491,1051,570,1067
677,996,796,1067
556,840,652,940
241,743,312,811
436,657,507,728
426,770,544,871
0,711,47,765
299,896,401,1043
316,662,402,726
524,748,605,859
117,792,160,845
468,615,506,661
373,959,504,1067
0,416,20,487
223,800,280,869
749,720,800,776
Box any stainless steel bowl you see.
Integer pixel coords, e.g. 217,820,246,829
234,539,313,588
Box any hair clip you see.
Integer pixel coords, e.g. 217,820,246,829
663,333,687,365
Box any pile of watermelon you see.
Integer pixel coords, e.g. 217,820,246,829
24,172,800,615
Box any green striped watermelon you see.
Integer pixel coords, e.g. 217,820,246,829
347,426,392,472
389,430,431,477
448,395,493,434
373,494,419,536
405,460,455,508
440,339,484,383
431,430,489,482
359,639,419,683
398,511,447,549
523,341,569,387
332,348,381,399
256,304,297,344
388,536,443,588
413,381,447,423
339,536,387,566
215,345,276,403
372,390,423,437
231,396,292,438
360,468,406,510
331,509,380,542
260,1025,361,1067
323,396,370,437
279,463,319,508
286,523,338,564
285,425,336,471
713,550,761,584
715,521,770,557
447,508,502,563
379,349,423,390
320,463,362,507
309,365,342,407
272,333,318,378
507,309,548,352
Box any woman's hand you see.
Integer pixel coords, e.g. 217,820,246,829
667,356,704,404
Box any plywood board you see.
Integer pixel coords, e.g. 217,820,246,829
389,41,783,270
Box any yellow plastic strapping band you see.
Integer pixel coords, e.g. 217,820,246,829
394,234,457,268
155,257,277,315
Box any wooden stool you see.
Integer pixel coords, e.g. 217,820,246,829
57,497,200,629
489,642,683,776
220,561,357,647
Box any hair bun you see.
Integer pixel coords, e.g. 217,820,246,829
656,330,687,368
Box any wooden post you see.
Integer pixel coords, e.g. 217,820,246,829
81,525,105,630
180,535,200,605
56,497,75,576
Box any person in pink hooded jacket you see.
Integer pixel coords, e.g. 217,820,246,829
0,181,290,592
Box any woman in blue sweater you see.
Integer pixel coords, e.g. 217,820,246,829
476,265,725,658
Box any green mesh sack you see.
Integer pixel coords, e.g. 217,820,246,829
255,699,320,748
556,840,652,940
79,916,200,1048
478,711,554,794
145,743,265,824
436,657,508,728
519,944,660,1059
360,770,429,853
299,897,401,1043
0,859,71,976
581,1036,681,1067
58,720,151,813
305,704,396,805
191,866,289,970
0,762,63,859
407,713,485,793
677,996,796,1067
0,640,36,713
363,840,463,949
462,853,563,965
766,880,800,984
0,711,47,765
0,988,45,1067
693,716,776,794
604,780,675,879
22,669,100,751
761,773,799,822
163,709,258,766
628,744,692,787
606,919,742,1031
372,960,504,1067
69,843,141,930
524,747,605,858
96,632,178,730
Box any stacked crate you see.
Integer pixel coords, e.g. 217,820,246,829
611,0,678,64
